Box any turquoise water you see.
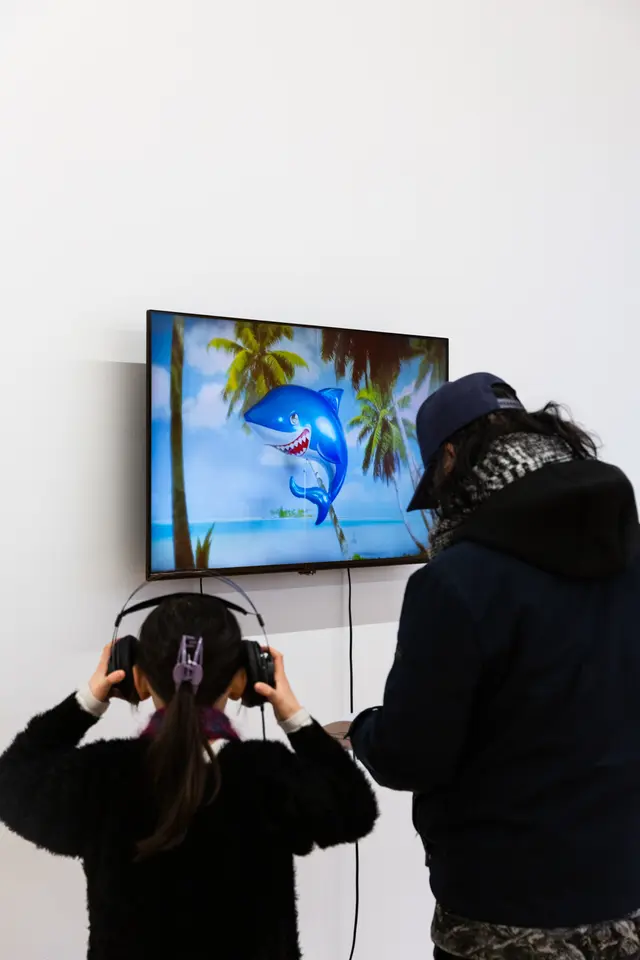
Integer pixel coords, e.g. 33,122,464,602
150,517,424,572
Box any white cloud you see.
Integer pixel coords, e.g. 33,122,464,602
184,319,234,378
293,356,321,385
151,365,170,420
260,445,287,467
339,481,372,502
340,479,395,505
182,383,227,431
346,428,360,449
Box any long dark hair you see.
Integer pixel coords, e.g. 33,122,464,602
427,383,598,515
135,595,242,859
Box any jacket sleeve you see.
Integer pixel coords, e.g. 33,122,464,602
350,563,482,792
255,721,378,856
0,694,104,857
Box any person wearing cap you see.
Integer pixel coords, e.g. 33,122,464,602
350,374,640,959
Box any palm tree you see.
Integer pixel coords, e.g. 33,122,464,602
209,322,309,428
321,329,420,475
321,329,413,393
209,322,349,557
348,385,427,554
321,328,445,537
170,316,195,570
412,336,447,390
397,337,447,497
321,329,447,397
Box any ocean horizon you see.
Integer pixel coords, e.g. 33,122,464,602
150,517,427,572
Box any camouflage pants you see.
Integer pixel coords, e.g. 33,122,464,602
435,951,640,960
432,902,640,959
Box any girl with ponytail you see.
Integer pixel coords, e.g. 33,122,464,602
0,595,377,960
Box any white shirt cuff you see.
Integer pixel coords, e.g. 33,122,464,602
279,707,312,735
76,685,110,718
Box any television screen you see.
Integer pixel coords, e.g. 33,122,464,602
147,310,448,578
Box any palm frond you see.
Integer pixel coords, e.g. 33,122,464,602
362,433,375,474
195,525,215,569
208,337,242,355
411,338,448,390
225,351,251,391
390,421,408,464
237,325,259,353
255,372,267,399
403,419,417,440
226,386,244,417
270,350,308,371
347,413,364,428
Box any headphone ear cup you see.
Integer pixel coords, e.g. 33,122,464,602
241,641,274,709
108,635,139,704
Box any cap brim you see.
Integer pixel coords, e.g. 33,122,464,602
407,471,434,512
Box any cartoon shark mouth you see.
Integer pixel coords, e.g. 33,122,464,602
271,428,310,457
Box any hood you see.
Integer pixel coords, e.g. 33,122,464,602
452,460,640,578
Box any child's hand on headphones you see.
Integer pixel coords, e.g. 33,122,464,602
89,645,126,703
254,648,301,723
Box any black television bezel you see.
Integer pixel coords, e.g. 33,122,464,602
146,309,449,581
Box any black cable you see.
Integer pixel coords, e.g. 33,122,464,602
346,566,360,960
349,844,360,960
347,566,354,713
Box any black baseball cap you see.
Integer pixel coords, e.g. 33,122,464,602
407,372,524,512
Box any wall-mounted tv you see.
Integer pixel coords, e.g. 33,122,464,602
147,310,448,579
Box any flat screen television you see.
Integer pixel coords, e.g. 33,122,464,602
147,310,448,579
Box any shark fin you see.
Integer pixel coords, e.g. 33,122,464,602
319,387,343,415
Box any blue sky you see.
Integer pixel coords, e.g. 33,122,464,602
150,312,445,526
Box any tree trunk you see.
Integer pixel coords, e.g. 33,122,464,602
308,463,349,558
170,316,195,570
392,479,427,554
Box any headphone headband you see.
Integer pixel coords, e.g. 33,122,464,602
109,578,273,711
114,592,249,629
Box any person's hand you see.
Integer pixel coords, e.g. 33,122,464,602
89,645,126,703
254,648,302,722
323,721,353,750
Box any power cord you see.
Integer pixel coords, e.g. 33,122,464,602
346,566,360,960
348,567,354,712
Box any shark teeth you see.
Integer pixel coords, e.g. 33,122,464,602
272,428,310,457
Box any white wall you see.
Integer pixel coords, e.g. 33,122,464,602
1,1,640,957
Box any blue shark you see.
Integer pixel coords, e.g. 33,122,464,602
244,385,348,525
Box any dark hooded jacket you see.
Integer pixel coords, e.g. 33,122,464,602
351,460,640,928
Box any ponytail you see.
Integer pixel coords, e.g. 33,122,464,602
134,595,243,859
136,684,219,859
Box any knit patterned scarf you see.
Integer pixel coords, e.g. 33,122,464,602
428,432,574,559
142,706,239,743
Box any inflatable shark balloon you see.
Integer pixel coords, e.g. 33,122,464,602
244,385,348,525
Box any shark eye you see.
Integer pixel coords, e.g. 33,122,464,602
290,412,300,427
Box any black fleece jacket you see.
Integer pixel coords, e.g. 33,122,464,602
352,460,640,928
0,698,377,960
